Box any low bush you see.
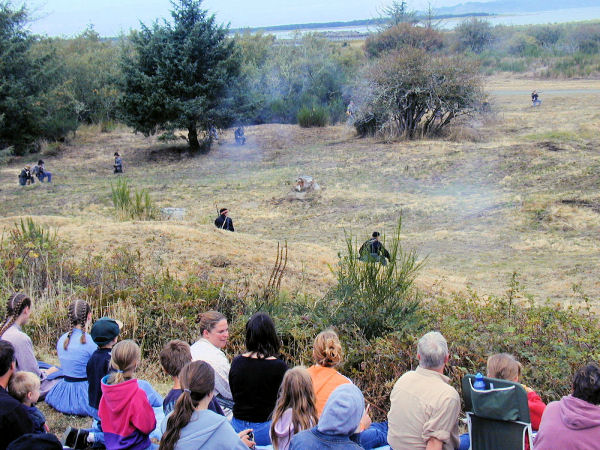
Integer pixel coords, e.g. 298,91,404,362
111,178,157,221
297,106,328,128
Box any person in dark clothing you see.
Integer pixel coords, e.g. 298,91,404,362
0,340,34,450
8,371,48,434
113,152,123,173
234,127,246,145
531,91,541,107
32,160,51,183
18,167,34,186
7,433,62,450
215,208,234,232
359,232,391,265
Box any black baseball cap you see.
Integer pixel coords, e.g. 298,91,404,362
91,317,122,346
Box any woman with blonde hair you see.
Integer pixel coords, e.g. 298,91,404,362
270,366,318,450
46,299,97,415
306,329,351,416
99,340,156,450
487,353,546,431
0,293,59,398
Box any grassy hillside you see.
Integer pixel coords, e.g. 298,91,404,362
1,76,599,303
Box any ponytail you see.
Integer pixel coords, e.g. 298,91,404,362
160,361,215,450
106,340,140,385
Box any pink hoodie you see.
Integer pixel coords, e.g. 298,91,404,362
534,395,600,450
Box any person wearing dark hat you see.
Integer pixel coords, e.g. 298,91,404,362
359,232,391,266
215,208,234,232
0,340,34,450
113,153,123,173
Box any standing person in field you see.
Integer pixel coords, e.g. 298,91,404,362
214,208,234,231
270,366,319,450
46,300,97,416
229,312,288,446
98,340,156,450
0,340,34,449
359,232,391,265
387,331,461,450
159,361,253,450
113,152,123,173
0,293,60,398
189,312,233,413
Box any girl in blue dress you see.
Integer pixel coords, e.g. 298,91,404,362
45,299,97,416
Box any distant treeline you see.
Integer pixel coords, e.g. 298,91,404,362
229,12,492,33
1,0,600,157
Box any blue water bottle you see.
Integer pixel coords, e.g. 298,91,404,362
473,372,486,390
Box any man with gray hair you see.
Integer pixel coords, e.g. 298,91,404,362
387,331,461,450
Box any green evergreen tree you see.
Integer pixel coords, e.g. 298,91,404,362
119,0,240,152
0,2,77,154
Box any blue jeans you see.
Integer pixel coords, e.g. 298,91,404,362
231,416,271,446
89,409,105,447
39,172,51,182
358,422,388,449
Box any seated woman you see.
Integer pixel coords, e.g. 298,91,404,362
487,353,546,431
160,360,253,450
306,329,351,416
534,363,600,449
0,293,59,398
46,300,97,416
190,311,233,412
307,329,387,449
270,366,318,450
229,312,288,446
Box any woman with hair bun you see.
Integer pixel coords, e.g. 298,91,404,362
190,311,232,411
306,329,351,416
229,312,289,446
160,361,253,450
0,293,59,398
46,299,97,415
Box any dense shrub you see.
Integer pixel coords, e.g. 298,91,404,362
297,106,328,127
365,23,443,58
354,48,483,139
456,18,494,54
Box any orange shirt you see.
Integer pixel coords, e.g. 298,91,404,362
307,365,352,417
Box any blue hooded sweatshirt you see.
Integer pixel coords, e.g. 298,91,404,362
290,384,364,449
160,409,247,450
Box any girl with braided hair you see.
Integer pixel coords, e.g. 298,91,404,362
0,293,60,398
45,299,97,416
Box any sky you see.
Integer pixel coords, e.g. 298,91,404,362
23,0,486,37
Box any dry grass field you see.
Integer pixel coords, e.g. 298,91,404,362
1,75,600,304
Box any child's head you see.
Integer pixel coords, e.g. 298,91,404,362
91,317,121,348
9,371,40,405
160,340,192,378
487,353,522,382
64,299,92,350
313,329,343,368
271,366,318,449
107,340,140,385
160,361,215,450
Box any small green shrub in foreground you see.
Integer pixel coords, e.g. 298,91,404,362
111,178,156,221
297,106,328,128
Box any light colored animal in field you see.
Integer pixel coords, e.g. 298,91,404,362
294,175,320,192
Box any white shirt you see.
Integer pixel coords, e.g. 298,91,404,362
190,338,232,400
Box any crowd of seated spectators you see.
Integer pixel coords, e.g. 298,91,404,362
1,291,599,450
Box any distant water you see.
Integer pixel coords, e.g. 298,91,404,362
268,6,600,39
